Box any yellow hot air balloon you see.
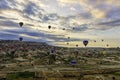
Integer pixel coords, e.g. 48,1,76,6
102,51,106,56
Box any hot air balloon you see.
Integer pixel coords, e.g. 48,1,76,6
0,48,2,51
70,59,77,66
102,39,104,42
19,37,23,41
72,27,75,30
67,42,69,45
117,47,119,49
62,28,65,30
68,37,70,39
94,40,96,42
106,44,109,47
102,51,106,56
112,77,116,80
83,40,88,47
19,22,23,27
48,25,51,29
76,44,78,47
50,49,55,54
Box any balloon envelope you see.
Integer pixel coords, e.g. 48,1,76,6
94,40,96,42
102,39,104,42
76,44,78,47
19,37,23,41
19,22,23,27
70,60,77,65
83,40,88,46
48,25,51,29
67,42,69,45
106,44,109,47
68,37,70,39
72,27,75,30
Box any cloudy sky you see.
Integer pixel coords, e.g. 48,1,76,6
0,0,120,47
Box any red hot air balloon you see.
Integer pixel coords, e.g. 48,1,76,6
19,22,23,27
83,40,88,47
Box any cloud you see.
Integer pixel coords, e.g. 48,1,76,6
0,0,10,9
0,20,18,27
97,19,120,27
23,2,44,15
0,0,120,47
106,7,120,19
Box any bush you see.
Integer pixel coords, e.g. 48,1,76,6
6,71,35,79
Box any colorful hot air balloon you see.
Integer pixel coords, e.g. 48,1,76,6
19,22,23,27
19,37,23,41
48,25,51,29
83,40,88,47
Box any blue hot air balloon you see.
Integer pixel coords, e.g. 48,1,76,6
19,37,23,41
70,59,77,65
83,40,88,47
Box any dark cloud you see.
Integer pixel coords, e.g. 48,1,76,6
63,23,89,33
0,32,18,40
72,24,89,32
0,16,7,19
41,13,59,22
0,0,17,10
106,7,120,19
0,20,18,27
0,16,18,20
1,29,25,34
79,12,92,19
0,0,10,9
97,19,120,27
46,34,83,42
23,2,44,15
26,23,34,27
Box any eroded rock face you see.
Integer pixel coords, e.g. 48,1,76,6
80,74,120,80
81,75,104,80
